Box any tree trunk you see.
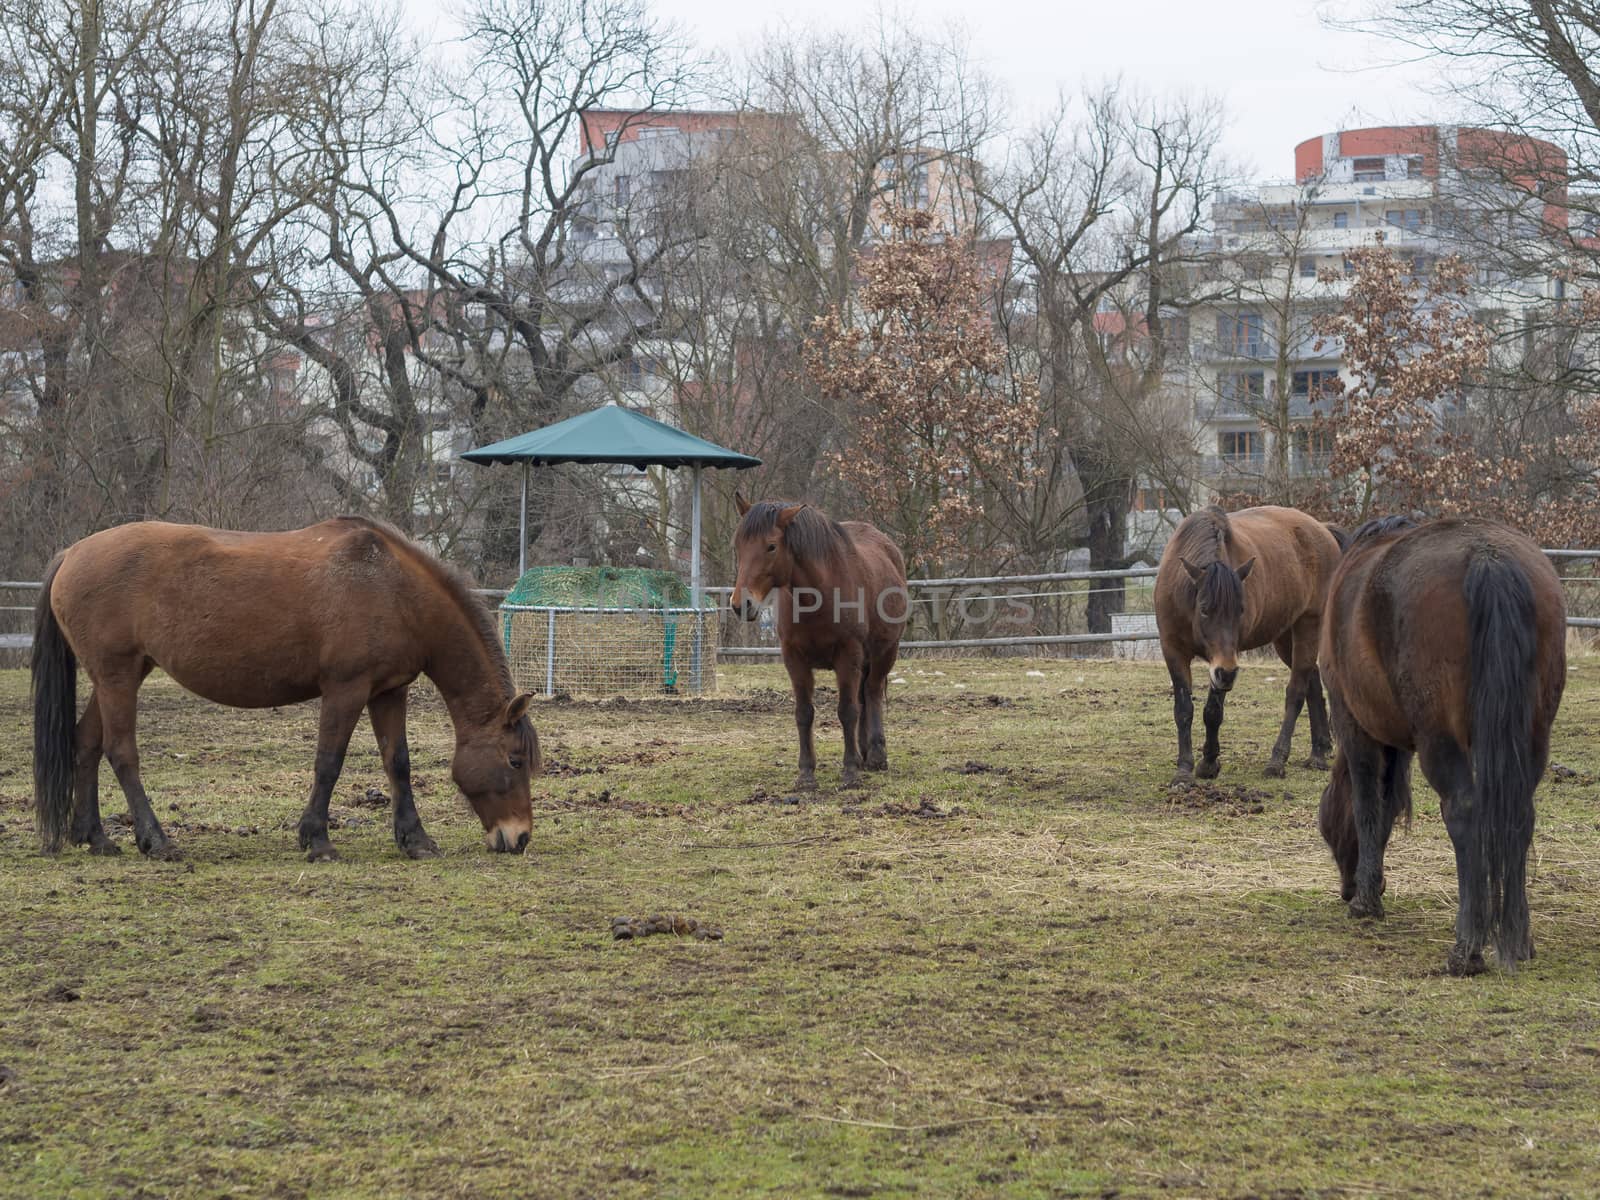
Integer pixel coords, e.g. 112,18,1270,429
1083,480,1130,635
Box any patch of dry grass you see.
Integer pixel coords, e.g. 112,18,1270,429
2,657,1599,1198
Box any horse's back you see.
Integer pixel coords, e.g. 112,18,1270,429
52,518,422,707
1325,518,1563,749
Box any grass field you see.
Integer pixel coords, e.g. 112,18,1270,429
3,656,1599,1199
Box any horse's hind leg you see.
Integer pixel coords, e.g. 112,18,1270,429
97,667,178,861
834,647,866,789
368,687,440,860
1420,735,1491,975
1340,725,1392,922
69,689,118,855
297,689,367,863
1304,667,1333,769
861,650,894,772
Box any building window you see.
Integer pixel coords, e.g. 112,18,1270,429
614,175,631,206
1333,211,1349,229
1218,430,1263,463
1218,371,1265,408
1294,426,1335,462
1292,369,1339,399
1217,311,1265,356
1406,155,1424,179
1353,156,1386,182
639,126,678,139
1299,257,1317,278
1385,208,1426,231
603,129,620,149
1133,485,1171,512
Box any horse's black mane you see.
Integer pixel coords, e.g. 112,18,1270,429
1171,506,1245,617
738,501,849,564
1349,514,1419,547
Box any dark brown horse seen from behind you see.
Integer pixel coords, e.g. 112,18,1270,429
33,517,539,862
730,496,907,789
1155,505,1343,783
1318,516,1566,974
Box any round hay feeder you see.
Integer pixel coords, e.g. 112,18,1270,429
500,566,718,696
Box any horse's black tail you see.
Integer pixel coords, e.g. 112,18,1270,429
31,553,76,854
1464,550,1540,968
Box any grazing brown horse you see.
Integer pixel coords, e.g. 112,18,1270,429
1317,516,1565,974
33,517,538,862
1155,505,1342,782
730,496,907,789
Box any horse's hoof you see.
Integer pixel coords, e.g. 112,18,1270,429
1348,894,1384,921
1263,760,1287,779
87,836,122,857
1304,755,1330,772
839,771,864,791
401,835,441,860
1447,946,1487,976
794,774,818,793
1195,759,1220,780
1170,769,1194,788
865,755,888,772
144,840,182,862
305,843,339,863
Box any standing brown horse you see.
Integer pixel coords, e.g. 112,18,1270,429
33,517,539,862
730,496,907,789
1155,505,1342,783
1317,516,1566,974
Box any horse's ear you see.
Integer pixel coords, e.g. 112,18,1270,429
1236,557,1256,581
1179,557,1204,582
504,693,534,726
776,503,807,530
735,492,751,516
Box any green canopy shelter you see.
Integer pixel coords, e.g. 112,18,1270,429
459,404,761,613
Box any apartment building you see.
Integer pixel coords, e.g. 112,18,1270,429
1179,124,1571,499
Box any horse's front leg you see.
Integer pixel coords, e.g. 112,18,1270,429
1196,686,1227,779
298,690,367,863
834,648,866,789
369,687,439,860
785,658,817,792
1166,656,1196,785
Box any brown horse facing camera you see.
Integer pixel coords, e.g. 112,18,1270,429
1155,505,1343,783
731,496,907,790
1318,516,1566,975
32,517,539,862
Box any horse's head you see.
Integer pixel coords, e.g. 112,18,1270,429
730,493,805,622
451,692,539,853
1180,556,1254,692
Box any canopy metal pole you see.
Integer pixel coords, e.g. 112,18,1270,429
519,462,529,577
690,464,703,694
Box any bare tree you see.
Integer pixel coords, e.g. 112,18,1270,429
989,86,1228,629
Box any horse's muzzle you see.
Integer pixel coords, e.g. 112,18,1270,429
1210,665,1239,692
731,592,762,622
487,827,531,854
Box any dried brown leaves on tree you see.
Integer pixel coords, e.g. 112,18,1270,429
1310,238,1498,523
803,209,1045,573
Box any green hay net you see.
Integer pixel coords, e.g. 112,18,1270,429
502,566,694,609
498,567,715,695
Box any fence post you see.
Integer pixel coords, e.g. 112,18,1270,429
545,608,556,697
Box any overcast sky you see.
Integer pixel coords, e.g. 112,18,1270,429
407,0,1450,183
